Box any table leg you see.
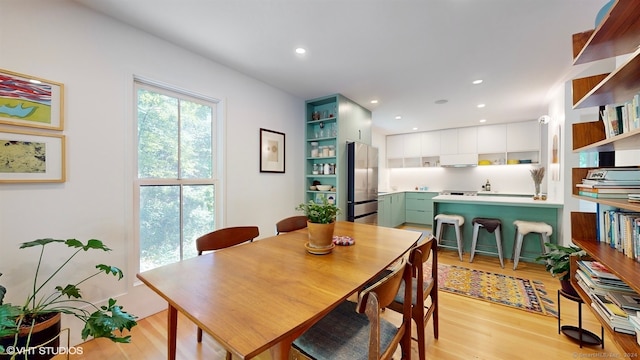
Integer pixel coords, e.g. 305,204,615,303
168,304,178,360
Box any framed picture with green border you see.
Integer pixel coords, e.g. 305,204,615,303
0,128,66,183
0,68,64,130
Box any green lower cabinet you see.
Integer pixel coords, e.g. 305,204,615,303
377,195,392,227
404,192,437,226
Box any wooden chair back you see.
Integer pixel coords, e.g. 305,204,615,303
275,215,308,234
388,234,438,360
196,226,259,255
358,258,412,360
195,225,259,348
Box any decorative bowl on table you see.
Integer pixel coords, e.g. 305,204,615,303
316,185,332,191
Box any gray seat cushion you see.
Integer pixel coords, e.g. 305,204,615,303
292,301,399,360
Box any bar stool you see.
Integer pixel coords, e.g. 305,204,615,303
470,217,504,268
512,220,552,270
434,214,465,261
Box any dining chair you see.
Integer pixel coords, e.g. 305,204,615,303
387,235,439,360
290,257,412,360
275,215,308,234
195,225,260,353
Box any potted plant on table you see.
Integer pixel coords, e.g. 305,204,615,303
0,238,138,360
535,242,586,297
296,197,341,254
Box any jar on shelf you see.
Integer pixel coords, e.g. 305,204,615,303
324,163,331,175
310,142,318,157
329,163,335,174
328,145,335,157
312,164,319,175
322,146,330,157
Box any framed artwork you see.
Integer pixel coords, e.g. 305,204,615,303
0,129,66,183
259,128,285,173
0,68,64,130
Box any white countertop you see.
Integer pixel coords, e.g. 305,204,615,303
433,194,563,208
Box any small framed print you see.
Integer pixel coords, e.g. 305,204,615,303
260,128,285,173
0,68,64,130
0,128,66,183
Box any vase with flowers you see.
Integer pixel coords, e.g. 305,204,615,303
530,167,545,200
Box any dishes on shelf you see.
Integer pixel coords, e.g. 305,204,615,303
316,185,332,191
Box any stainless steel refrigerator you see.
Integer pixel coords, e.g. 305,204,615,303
347,142,379,224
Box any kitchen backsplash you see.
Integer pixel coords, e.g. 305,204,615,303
383,165,540,194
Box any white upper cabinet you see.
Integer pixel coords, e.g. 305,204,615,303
420,131,440,156
439,129,458,155
507,121,540,151
403,133,422,157
386,135,404,158
457,127,478,154
477,124,506,153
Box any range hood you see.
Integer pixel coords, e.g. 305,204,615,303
439,153,478,167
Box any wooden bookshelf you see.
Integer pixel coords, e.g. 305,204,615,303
570,0,640,354
572,0,640,65
572,121,606,150
569,250,639,353
573,50,640,109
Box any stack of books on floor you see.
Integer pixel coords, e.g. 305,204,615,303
576,260,639,335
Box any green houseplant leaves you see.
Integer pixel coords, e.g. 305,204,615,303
0,238,137,354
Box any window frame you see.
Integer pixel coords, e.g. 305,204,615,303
132,78,223,273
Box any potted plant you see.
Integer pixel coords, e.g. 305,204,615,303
0,238,137,359
296,197,341,254
535,242,586,296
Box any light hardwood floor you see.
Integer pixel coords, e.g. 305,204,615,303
56,228,623,359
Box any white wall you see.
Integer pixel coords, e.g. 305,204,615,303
0,0,304,346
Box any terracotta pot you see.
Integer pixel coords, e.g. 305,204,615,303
0,312,61,360
307,221,335,250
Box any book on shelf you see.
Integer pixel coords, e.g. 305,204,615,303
579,180,640,188
601,93,640,139
576,268,632,295
596,210,640,259
607,291,640,312
590,294,635,334
578,260,620,280
576,185,640,194
579,191,630,199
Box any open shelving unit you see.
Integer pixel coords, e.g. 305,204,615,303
569,0,640,354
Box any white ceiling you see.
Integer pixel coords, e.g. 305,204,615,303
73,0,611,135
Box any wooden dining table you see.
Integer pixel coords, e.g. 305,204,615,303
136,221,421,360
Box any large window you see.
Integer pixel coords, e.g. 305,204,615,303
135,80,219,272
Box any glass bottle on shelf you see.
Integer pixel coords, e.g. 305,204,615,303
312,164,319,175
310,142,318,157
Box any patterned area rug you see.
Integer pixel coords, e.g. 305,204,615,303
427,263,558,318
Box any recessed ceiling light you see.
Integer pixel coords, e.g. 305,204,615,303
395,116,402,120
412,127,418,131
472,79,483,85
435,99,448,104
477,103,486,108
479,119,487,123
295,48,306,54
370,100,378,104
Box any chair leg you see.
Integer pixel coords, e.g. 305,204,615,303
470,223,480,263
454,223,463,261
495,226,504,269
513,232,524,270
197,327,203,343
226,351,232,360
415,308,426,360
435,220,443,245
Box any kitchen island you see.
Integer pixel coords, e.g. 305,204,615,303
433,195,563,265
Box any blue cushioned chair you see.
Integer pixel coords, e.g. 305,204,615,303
290,257,412,360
